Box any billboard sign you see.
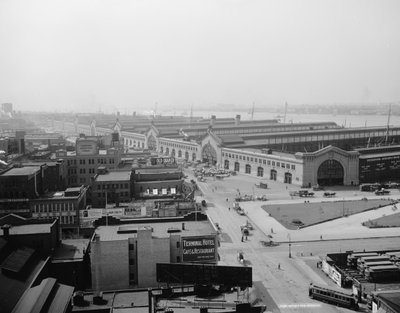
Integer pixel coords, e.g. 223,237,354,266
150,157,175,165
182,236,216,262
157,263,252,287
76,140,98,155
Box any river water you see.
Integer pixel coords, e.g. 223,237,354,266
160,110,400,128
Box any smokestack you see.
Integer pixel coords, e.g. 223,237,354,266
235,115,241,126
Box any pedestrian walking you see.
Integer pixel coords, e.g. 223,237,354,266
228,207,230,211
278,263,281,270
320,235,323,240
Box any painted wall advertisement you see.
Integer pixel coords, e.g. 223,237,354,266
76,140,97,155
182,236,216,262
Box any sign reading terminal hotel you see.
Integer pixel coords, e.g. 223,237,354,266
182,236,216,263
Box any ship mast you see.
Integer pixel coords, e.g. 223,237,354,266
385,103,392,145
283,102,288,124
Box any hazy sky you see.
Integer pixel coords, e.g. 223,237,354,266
0,0,399,113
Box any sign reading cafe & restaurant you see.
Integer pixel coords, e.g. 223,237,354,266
182,236,216,262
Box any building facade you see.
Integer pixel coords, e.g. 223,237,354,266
91,216,218,289
30,186,87,230
92,168,132,207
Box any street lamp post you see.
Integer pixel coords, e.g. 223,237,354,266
287,233,292,258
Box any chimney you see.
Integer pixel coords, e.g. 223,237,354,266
210,115,216,127
1,224,11,237
235,115,241,126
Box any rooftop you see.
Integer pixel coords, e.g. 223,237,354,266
0,166,41,177
0,253,46,313
12,277,74,313
0,223,53,236
95,170,131,182
95,219,215,241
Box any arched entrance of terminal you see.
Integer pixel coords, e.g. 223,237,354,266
234,162,240,172
270,169,277,181
317,159,344,186
202,143,217,165
284,172,292,184
148,134,157,150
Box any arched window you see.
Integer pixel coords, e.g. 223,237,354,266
245,164,251,174
257,167,264,177
178,150,182,158
270,169,277,181
234,162,240,172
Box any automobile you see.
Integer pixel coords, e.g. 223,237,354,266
312,184,324,191
237,208,246,215
323,191,336,197
255,182,268,189
375,188,390,195
241,220,254,230
299,190,314,197
256,195,268,201
201,200,207,207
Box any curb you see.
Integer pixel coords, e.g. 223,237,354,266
276,235,400,244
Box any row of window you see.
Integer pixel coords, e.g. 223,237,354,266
222,152,296,170
160,141,198,151
1,191,28,198
68,158,115,166
95,183,129,190
34,215,76,224
96,191,130,198
33,202,75,213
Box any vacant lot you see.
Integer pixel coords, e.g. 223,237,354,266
262,199,394,230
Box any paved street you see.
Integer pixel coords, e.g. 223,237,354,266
186,167,400,312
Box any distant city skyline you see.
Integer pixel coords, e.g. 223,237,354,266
1,0,400,112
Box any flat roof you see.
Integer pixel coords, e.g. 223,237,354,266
134,168,180,174
95,220,215,241
0,166,41,176
359,151,400,159
0,223,52,236
65,186,83,193
95,171,131,182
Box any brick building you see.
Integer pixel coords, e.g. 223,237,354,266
30,186,87,230
92,168,132,207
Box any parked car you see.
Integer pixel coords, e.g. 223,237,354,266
298,190,314,197
375,188,390,195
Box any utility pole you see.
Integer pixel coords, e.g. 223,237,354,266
287,233,292,258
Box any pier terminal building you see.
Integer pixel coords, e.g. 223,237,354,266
51,113,400,187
